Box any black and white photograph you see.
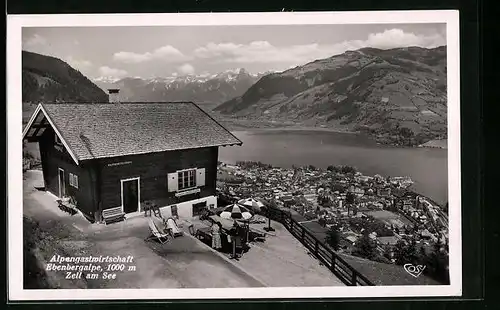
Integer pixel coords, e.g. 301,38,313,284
7,11,461,300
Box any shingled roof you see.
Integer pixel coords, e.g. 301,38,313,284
23,102,242,163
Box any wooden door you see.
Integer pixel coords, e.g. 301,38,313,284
58,168,66,198
122,178,139,214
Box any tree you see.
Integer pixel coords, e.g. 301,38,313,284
325,225,341,251
399,127,414,138
263,200,278,232
393,238,419,265
346,192,355,204
366,220,393,237
341,165,357,174
346,192,355,216
332,183,344,193
352,233,378,260
422,239,450,284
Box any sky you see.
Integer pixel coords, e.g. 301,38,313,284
22,24,446,80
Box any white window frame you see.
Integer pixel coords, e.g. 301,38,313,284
69,173,79,189
177,168,197,191
58,167,65,198
120,177,141,214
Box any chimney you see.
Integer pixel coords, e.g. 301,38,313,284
108,89,120,103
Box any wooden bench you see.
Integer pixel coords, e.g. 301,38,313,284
102,207,125,224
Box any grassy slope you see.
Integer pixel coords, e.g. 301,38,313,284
23,216,89,289
214,47,447,146
22,51,108,103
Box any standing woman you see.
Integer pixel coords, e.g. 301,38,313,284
211,221,222,250
229,221,240,260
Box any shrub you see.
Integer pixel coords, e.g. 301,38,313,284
352,233,378,260
325,225,341,251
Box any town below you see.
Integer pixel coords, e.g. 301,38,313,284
216,161,450,285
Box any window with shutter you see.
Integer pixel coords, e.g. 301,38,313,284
196,168,206,187
69,173,79,189
178,169,196,190
167,173,178,192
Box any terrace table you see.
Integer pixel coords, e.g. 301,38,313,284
195,226,213,243
208,215,235,231
208,215,267,243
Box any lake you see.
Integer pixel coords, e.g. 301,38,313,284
219,130,448,205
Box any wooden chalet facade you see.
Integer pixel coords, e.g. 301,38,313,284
23,102,242,223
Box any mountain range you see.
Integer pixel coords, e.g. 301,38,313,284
93,69,267,103
21,48,447,147
22,51,109,103
215,46,447,146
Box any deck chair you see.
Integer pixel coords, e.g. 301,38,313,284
145,218,170,244
165,217,184,237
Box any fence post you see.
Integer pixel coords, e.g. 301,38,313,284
301,226,305,241
351,272,357,286
315,240,319,255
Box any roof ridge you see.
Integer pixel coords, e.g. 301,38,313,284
187,101,243,146
35,101,243,161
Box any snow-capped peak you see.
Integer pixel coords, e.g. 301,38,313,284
102,68,263,86
212,68,252,81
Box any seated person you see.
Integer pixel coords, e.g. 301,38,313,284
164,216,184,237
151,213,167,233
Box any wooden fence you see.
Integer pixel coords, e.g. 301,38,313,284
266,207,374,286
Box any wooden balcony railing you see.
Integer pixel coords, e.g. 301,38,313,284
266,206,375,286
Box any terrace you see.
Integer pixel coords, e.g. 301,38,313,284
24,169,344,288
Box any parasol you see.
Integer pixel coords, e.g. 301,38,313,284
238,197,266,213
219,204,253,220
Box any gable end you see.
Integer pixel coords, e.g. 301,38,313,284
22,103,80,165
